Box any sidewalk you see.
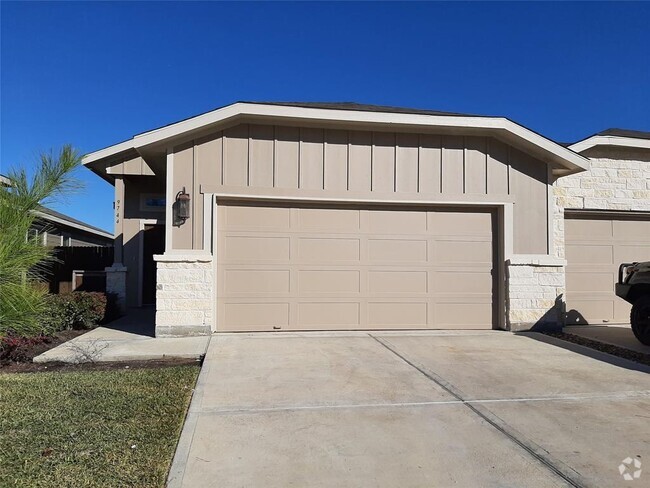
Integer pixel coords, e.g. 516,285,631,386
34,308,210,363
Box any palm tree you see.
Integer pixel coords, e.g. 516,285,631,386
0,145,83,336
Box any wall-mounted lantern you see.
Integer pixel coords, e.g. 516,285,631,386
175,187,191,223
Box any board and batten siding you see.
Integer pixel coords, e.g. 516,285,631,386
171,123,549,254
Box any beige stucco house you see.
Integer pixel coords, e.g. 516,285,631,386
82,102,650,336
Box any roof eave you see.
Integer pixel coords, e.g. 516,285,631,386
83,102,590,175
569,135,650,153
34,210,114,240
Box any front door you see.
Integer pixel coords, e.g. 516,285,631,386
142,225,165,305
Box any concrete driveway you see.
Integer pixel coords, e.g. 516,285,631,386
169,331,650,487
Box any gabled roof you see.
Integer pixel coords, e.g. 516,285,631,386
35,206,113,239
83,101,590,177
1,173,112,239
569,127,650,153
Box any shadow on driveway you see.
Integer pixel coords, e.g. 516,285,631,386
516,331,650,374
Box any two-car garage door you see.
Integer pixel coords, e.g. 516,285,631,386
216,203,496,331
565,213,650,324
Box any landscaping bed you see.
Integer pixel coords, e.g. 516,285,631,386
0,363,200,487
0,329,88,369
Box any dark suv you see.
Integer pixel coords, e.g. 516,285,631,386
616,262,650,345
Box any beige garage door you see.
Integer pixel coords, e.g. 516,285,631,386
565,214,650,324
216,203,496,331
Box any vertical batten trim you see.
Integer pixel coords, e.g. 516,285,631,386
322,130,327,190
297,127,302,189
346,130,351,191
440,135,445,195
507,144,512,195
165,148,174,253
246,124,251,187
462,137,467,194
485,137,492,195
393,132,397,193
546,164,554,256
370,132,375,192
272,125,277,188
417,134,421,194
220,131,224,186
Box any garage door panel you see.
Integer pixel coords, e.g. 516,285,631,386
221,205,290,230
218,204,495,331
367,239,428,263
565,219,612,239
436,303,492,327
224,270,291,294
224,303,290,330
298,302,360,327
298,238,360,262
613,220,650,239
565,216,650,325
368,302,428,327
433,271,493,293
224,236,290,262
566,272,615,293
428,211,492,235
565,244,612,265
368,211,427,234
368,271,428,294
614,244,650,263
566,300,614,324
299,270,360,294
298,208,360,232
434,240,492,265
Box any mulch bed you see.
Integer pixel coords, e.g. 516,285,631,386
0,357,202,374
1,329,202,374
544,331,650,367
0,329,87,367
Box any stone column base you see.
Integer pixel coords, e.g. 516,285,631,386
506,261,566,332
154,254,213,337
105,265,127,315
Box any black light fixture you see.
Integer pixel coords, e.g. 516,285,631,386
176,187,191,222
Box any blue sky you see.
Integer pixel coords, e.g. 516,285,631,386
2,1,649,232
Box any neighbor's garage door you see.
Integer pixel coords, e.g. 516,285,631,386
216,203,496,331
565,213,650,324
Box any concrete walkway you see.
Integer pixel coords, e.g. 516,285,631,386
564,324,650,355
169,330,650,488
34,308,210,363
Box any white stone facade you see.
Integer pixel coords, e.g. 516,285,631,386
505,148,649,330
506,263,565,331
155,256,213,337
555,153,650,212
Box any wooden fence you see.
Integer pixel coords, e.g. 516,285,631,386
40,246,114,293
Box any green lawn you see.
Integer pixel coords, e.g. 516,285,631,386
0,365,200,488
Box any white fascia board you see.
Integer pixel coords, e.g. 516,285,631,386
569,135,650,153
84,102,590,172
82,139,134,165
34,211,114,240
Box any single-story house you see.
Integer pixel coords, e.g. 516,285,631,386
1,173,113,247
82,102,650,337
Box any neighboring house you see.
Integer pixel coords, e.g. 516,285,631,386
32,207,114,247
82,102,650,337
1,173,113,246
557,129,650,325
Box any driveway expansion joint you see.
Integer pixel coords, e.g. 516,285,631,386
368,333,589,488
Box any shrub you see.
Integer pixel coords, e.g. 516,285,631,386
44,292,108,332
0,333,50,363
0,145,83,337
